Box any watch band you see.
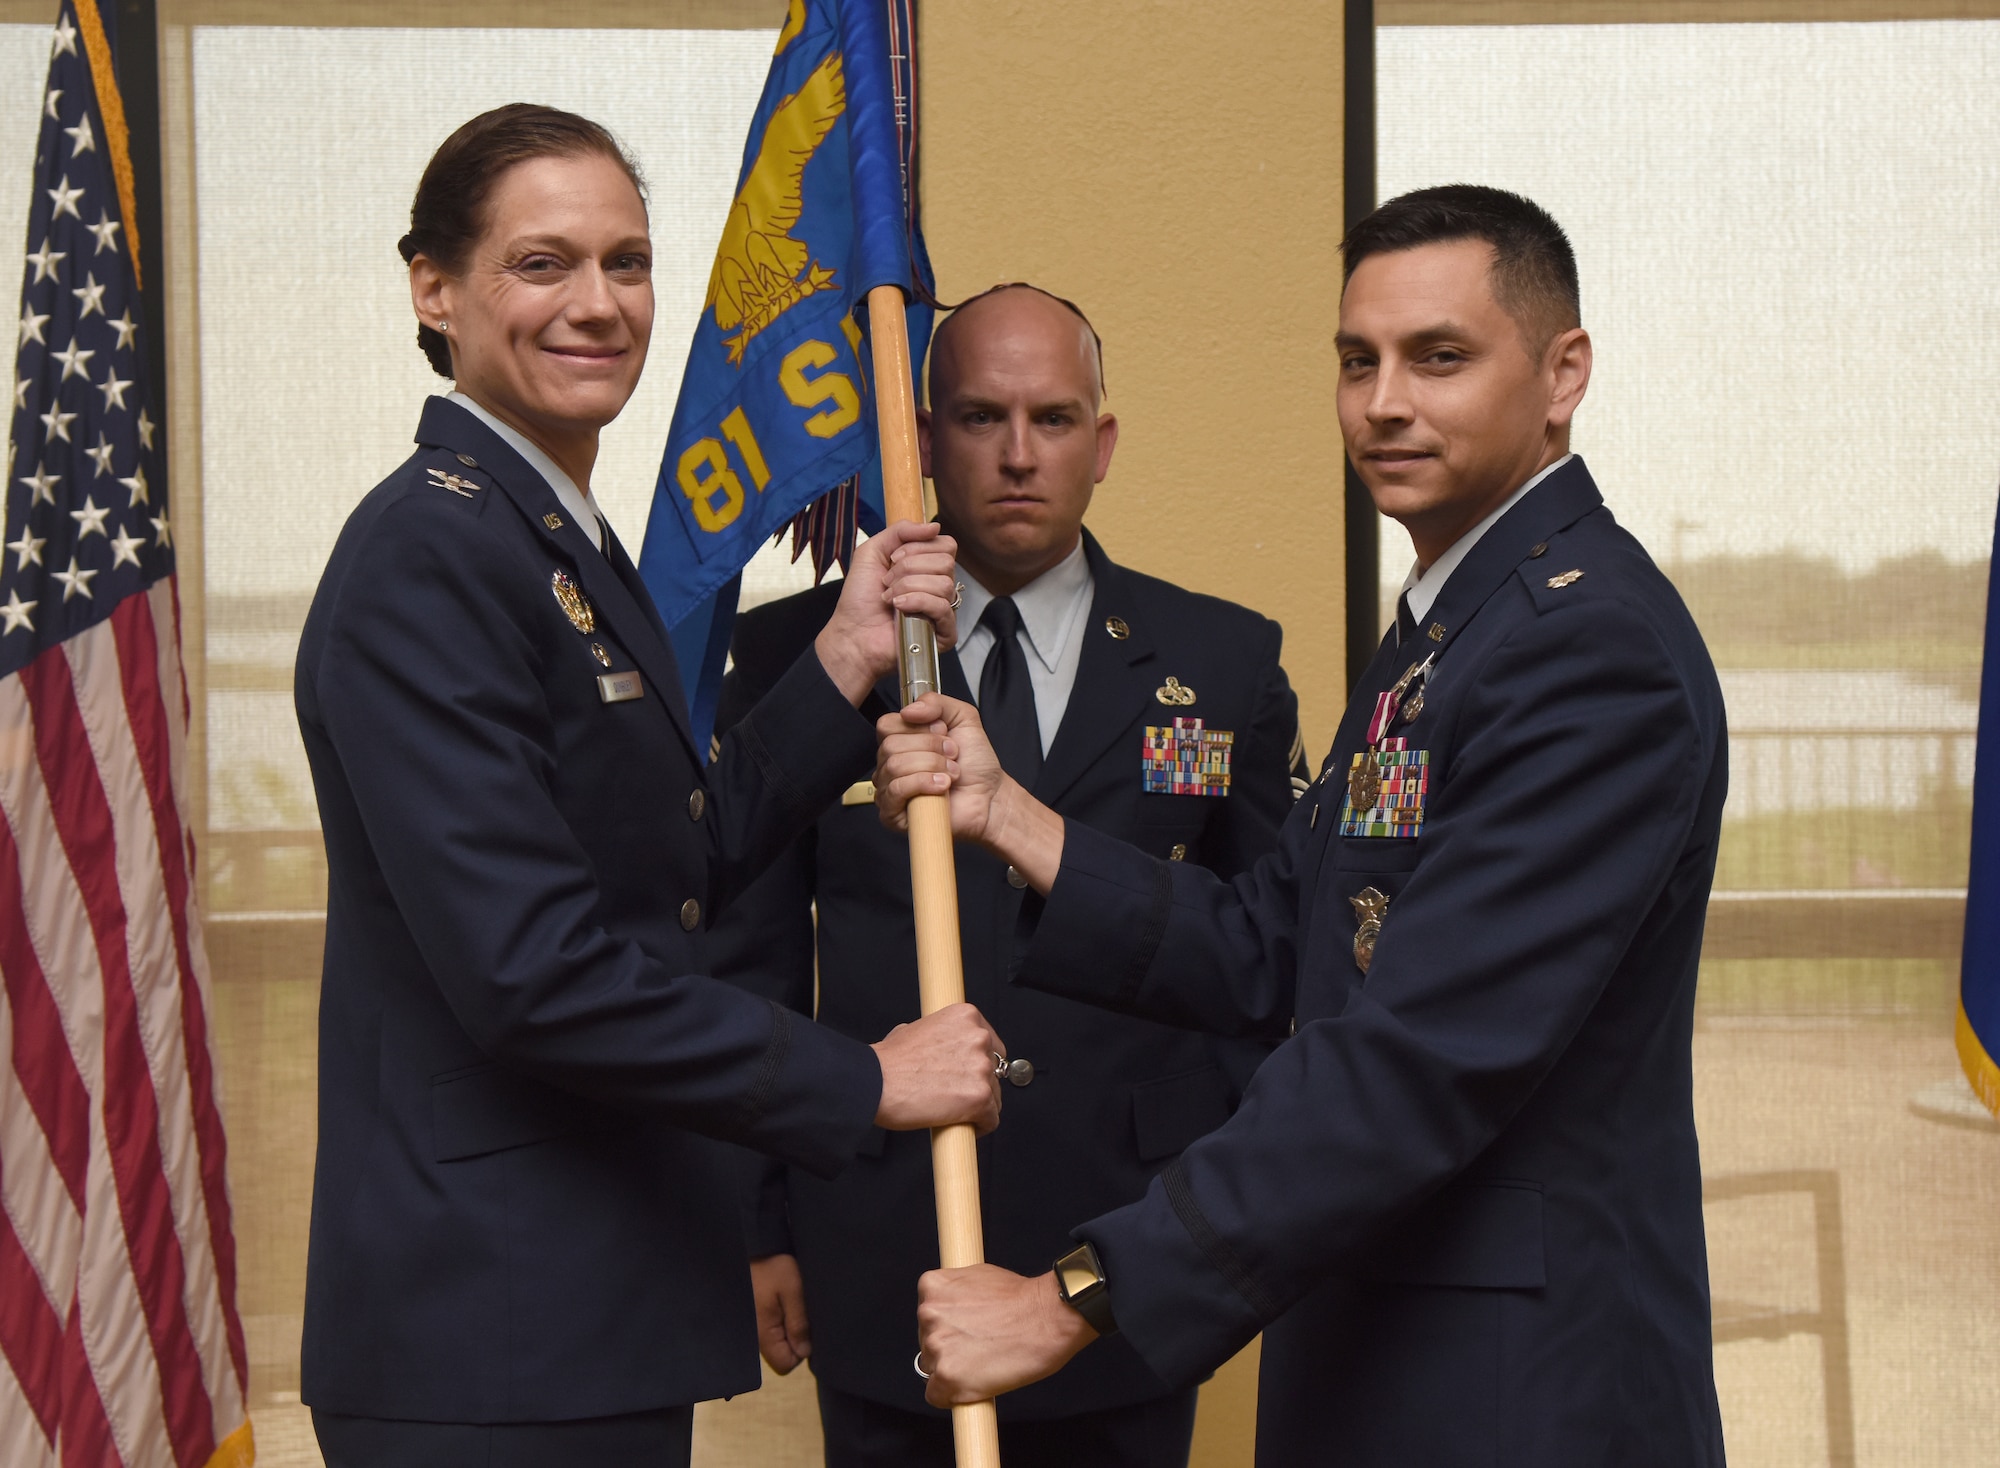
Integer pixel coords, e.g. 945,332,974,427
1053,1241,1120,1337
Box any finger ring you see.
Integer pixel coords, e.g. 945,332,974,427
991,1050,1009,1078
951,581,964,610
913,1351,930,1381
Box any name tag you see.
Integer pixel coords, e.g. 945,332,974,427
597,670,644,704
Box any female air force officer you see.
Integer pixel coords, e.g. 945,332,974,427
294,105,1002,1468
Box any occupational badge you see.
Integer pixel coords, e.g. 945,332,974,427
1154,676,1197,707
1141,718,1233,796
1350,886,1390,974
551,569,595,634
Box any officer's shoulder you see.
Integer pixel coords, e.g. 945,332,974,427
361,445,512,537
327,447,511,575
1512,515,1710,666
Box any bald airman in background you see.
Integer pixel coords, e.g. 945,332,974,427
708,284,1308,1468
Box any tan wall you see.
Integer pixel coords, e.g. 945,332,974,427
923,1,1349,759
918,6,1344,1458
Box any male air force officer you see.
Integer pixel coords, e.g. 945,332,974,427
709,284,1306,1468
885,188,1730,1467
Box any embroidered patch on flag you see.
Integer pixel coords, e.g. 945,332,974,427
1340,748,1430,837
1142,718,1234,796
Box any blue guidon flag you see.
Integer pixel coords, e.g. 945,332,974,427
3,3,253,1465
1959,497,2000,1117
638,0,937,756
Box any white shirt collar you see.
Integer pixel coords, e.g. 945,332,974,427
956,539,1093,674
1400,453,1575,624
448,391,605,552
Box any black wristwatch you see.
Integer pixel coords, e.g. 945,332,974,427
1053,1241,1119,1337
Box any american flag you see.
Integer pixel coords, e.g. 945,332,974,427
2,4,252,1465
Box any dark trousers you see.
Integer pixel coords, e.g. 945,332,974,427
312,1405,693,1468
816,1379,1200,1468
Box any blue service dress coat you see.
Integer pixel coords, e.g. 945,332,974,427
1014,460,1730,1465
707,531,1305,1420
293,396,885,1423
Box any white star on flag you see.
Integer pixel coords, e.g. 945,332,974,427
120,465,149,506
7,526,46,570
86,209,121,255
52,556,98,601
70,495,111,539
85,432,116,476
52,12,77,55
109,525,145,569
11,375,27,411
64,111,94,155
44,87,61,120
136,406,156,448
151,510,172,547
39,404,77,442
19,465,59,505
110,307,137,349
52,338,95,381
26,239,65,283
97,370,131,410
0,590,35,635
47,175,84,221
19,303,49,347
72,271,107,319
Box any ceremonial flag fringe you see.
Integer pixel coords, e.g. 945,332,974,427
1960,498,2000,1116
638,0,936,756
1,5,253,1464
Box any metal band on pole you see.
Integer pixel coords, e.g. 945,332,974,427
866,282,1004,1468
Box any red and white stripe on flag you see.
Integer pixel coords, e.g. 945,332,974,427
5,3,252,1460
0,579,253,1466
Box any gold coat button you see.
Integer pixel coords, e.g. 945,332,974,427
680,898,701,931
1006,865,1028,889
1005,1058,1035,1087
688,789,706,821
1169,843,1188,861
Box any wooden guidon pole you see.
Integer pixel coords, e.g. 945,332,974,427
865,283,1004,1468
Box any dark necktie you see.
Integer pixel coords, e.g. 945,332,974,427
977,596,1042,786
1396,591,1418,648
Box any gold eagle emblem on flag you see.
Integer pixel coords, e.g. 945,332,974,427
705,51,846,365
